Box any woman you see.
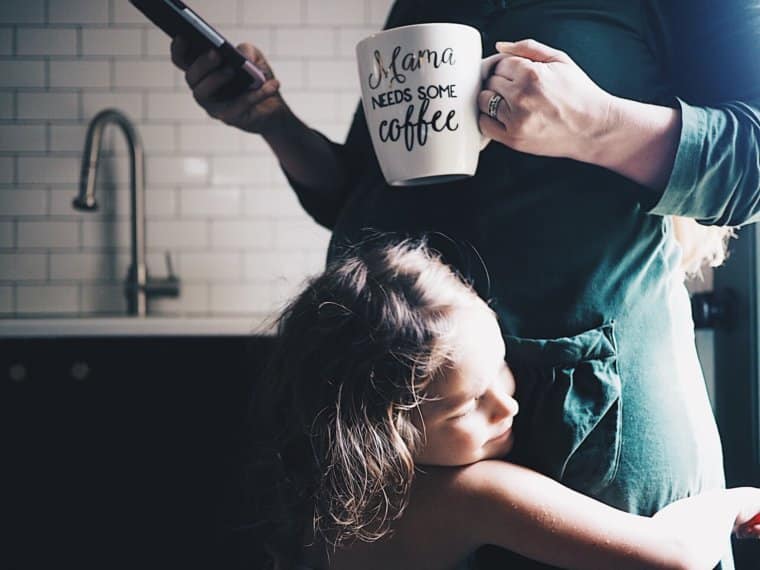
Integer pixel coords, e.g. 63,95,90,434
171,1,758,567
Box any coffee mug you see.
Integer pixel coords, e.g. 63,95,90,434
356,23,504,187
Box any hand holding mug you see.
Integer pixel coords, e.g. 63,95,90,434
479,38,615,161
171,36,286,135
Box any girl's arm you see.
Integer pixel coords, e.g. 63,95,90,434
446,460,760,570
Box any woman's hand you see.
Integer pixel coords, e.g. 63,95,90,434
478,38,615,160
170,37,288,135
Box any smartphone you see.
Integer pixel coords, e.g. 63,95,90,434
129,0,267,98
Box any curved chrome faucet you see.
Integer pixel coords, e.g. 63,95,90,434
73,109,180,316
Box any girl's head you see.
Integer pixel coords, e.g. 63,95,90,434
254,234,518,553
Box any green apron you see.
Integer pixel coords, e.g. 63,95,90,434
285,1,760,567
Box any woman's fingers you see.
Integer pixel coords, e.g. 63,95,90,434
216,79,281,124
170,36,193,71
192,67,236,103
185,48,224,89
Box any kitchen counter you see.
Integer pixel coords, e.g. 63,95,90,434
0,316,276,338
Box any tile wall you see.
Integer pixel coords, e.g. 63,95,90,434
0,0,394,317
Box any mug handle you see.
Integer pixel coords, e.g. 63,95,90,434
479,53,509,150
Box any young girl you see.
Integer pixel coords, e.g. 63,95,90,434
249,233,758,570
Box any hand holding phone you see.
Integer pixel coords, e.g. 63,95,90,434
130,0,267,98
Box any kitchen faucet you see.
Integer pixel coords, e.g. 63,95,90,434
73,109,180,316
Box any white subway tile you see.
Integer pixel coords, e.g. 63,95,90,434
0,221,13,247
114,60,174,89
53,184,134,218
80,283,127,313
49,60,111,89
210,282,272,313
286,91,337,124
306,0,365,26
338,27,377,55
319,121,352,143
82,28,143,57
179,188,241,217
368,0,395,27
179,123,243,153
0,253,46,280
0,60,45,88
0,285,12,312
18,92,79,120
178,251,241,281
146,92,207,121
17,220,79,248
17,28,77,56
216,27,274,56
0,189,47,215
0,125,46,152
244,250,309,282
49,188,85,216
50,251,129,281
267,59,304,89
82,220,130,248
48,0,108,24
0,28,12,55
112,0,147,25
242,0,303,26
274,28,335,58
148,283,208,315
274,218,330,250
306,59,358,89
0,92,12,119
146,29,171,58
269,275,308,310
146,220,207,248
243,187,302,217
139,124,176,152
16,284,78,314
241,133,270,154
0,0,44,24
145,189,177,217
147,156,210,186
49,124,87,152
0,157,12,184
82,92,143,120
211,155,273,186
185,0,238,24
210,219,274,249
18,156,80,184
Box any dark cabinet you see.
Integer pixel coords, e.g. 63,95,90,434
4,336,273,570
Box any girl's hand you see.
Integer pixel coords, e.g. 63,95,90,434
170,37,287,135
478,38,615,160
734,496,760,539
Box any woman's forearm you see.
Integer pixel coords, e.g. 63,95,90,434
579,95,682,190
261,108,347,198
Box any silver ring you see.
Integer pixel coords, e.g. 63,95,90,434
487,93,503,120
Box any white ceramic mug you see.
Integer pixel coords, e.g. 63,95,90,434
356,23,503,187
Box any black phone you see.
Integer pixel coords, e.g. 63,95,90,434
129,0,267,98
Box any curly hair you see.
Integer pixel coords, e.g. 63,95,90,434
246,233,487,568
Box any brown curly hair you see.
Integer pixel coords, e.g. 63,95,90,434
247,233,487,568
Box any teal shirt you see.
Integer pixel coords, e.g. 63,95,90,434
286,1,760,567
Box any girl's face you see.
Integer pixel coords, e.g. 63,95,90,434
414,303,519,467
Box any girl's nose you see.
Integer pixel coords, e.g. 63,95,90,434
490,390,519,421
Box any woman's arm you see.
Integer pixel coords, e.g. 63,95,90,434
587,0,760,226
446,460,760,570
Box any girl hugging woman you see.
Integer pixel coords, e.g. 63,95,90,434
248,233,759,570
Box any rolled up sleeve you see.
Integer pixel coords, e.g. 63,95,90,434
646,96,760,226
643,0,760,226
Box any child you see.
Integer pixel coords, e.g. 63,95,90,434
249,233,759,570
